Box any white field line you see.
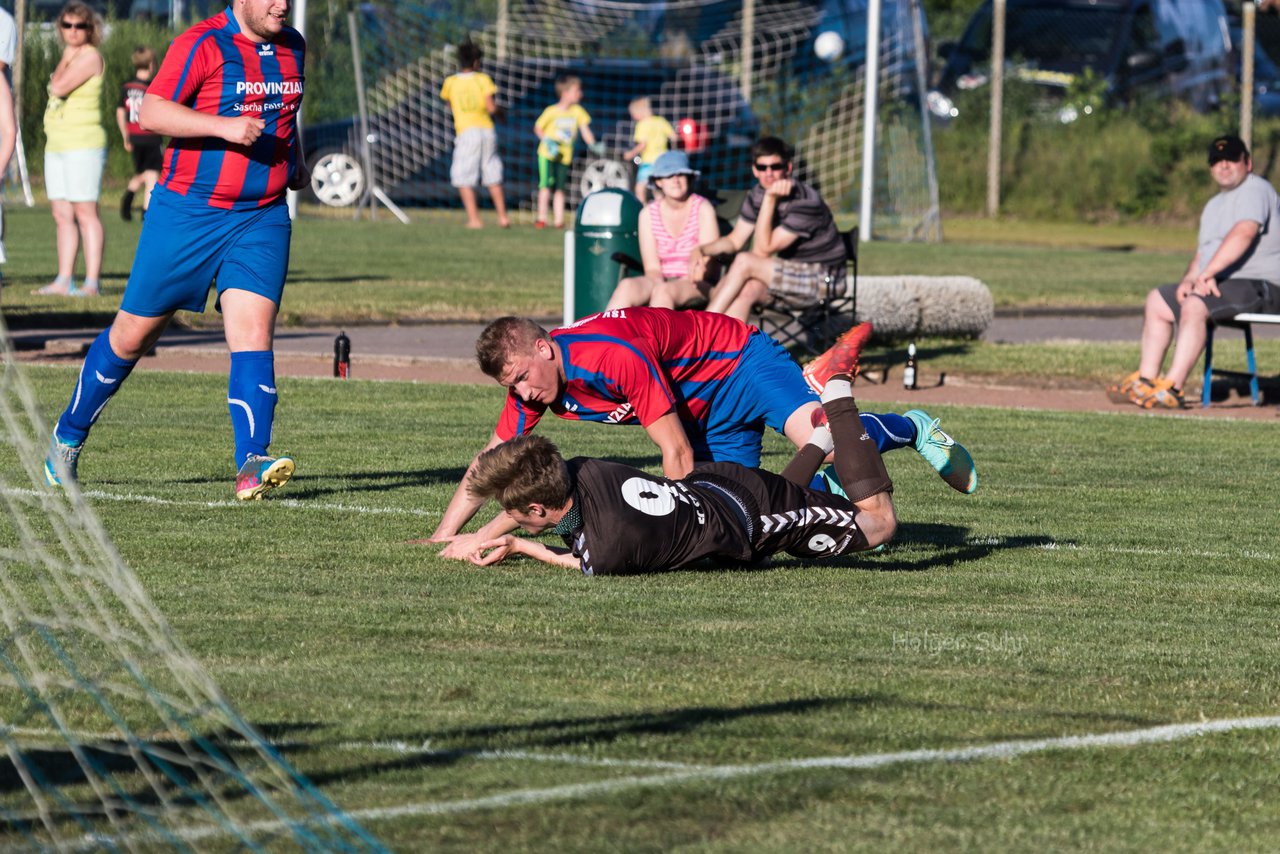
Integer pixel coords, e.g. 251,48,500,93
339,741,710,771
1,486,436,517
346,715,1280,824
958,535,1276,562
4,727,710,772
21,714,1280,846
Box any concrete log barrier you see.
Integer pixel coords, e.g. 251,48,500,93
853,276,994,340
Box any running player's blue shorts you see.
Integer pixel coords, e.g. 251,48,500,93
121,186,292,317
684,330,817,467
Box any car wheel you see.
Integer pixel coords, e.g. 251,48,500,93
308,148,366,207
579,158,632,197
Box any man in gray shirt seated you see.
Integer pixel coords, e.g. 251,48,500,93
693,136,846,324
1109,134,1280,409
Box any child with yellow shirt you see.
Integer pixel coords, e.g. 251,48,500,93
440,42,509,228
533,75,603,229
622,96,676,203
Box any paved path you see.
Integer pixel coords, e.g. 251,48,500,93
6,311,1163,362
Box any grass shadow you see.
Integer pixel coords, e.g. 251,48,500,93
763,527,1059,574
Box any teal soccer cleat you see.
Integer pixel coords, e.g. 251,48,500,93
904,410,978,495
44,425,82,488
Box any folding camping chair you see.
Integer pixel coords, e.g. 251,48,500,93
752,227,859,359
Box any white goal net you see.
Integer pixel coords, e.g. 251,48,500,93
0,318,384,851
314,0,939,240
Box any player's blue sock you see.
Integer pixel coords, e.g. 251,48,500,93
859,412,915,453
55,328,137,445
227,350,277,468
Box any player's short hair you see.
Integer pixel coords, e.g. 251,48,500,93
58,1,102,46
476,317,552,379
752,136,794,164
629,96,650,111
469,435,572,513
555,75,582,97
457,41,482,70
131,45,156,71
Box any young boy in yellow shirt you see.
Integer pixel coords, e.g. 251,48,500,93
533,75,603,229
622,96,676,203
440,41,509,228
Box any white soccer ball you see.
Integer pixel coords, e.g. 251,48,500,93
814,31,845,62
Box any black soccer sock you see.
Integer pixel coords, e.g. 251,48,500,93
824,397,893,503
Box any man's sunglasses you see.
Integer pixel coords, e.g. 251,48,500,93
60,20,90,30
753,162,788,172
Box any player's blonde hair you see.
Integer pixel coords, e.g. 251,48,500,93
476,317,551,379
469,435,572,513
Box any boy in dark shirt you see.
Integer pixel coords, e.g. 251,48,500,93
697,136,847,324
115,46,162,221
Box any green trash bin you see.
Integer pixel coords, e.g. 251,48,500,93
567,188,643,321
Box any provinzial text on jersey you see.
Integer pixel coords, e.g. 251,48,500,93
235,81,303,96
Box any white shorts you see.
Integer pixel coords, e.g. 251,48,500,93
44,147,106,202
450,128,502,188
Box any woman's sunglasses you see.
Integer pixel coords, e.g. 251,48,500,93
60,21,90,30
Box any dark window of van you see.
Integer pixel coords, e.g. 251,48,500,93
1131,7,1159,56
959,5,1128,66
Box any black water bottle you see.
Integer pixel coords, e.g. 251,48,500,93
903,342,918,390
334,331,350,378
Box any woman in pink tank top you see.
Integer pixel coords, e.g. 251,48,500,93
606,151,721,311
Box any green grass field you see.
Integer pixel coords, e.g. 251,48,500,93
5,365,1279,850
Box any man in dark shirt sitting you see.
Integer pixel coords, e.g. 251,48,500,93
462,370,896,576
694,136,847,324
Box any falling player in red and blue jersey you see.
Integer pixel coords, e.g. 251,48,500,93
430,307,978,560
43,0,309,500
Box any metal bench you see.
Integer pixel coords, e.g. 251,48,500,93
1201,312,1280,407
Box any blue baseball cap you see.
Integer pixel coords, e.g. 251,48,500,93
649,150,700,184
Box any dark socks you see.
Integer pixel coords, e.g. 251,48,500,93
826,397,894,503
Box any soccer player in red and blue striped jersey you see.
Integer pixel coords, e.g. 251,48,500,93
43,0,309,501
150,3,304,209
430,308,977,560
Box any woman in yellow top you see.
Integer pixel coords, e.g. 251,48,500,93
36,2,107,297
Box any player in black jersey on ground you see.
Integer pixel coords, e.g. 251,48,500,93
464,371,896,575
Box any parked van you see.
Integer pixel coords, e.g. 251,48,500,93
927,0,1232,123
